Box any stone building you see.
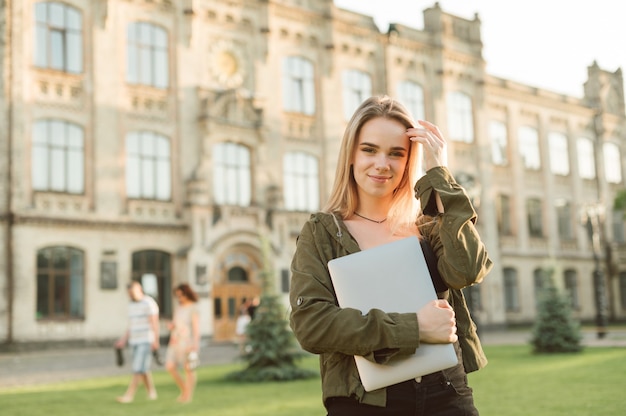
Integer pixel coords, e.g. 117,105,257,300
1,0,625,345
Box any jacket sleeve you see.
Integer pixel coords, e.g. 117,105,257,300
289,219,420,361
414,167,493,290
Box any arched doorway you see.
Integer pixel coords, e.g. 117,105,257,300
212,249,261,342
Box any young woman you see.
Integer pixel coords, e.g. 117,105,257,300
165,283,200,403
289,95,493,415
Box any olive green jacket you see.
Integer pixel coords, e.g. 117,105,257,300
289,166,493,407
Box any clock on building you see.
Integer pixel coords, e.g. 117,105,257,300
208,41,245,88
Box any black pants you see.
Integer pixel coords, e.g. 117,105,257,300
326,365,478,416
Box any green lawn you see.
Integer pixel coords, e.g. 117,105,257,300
1,345,625,415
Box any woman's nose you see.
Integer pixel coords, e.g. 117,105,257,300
375,154,390,170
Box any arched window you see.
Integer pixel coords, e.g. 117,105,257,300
228,266,249,283
503,267,519,312
548,132,570,176
127,22,168,88
603,142,622,184
342,69,371,120
533,268,552,307
126,131,171,200
34,2,83,73
447,92,474,143
213,142,251,206
131,250,172,317
518,126,541,170
396,81,424,121
32,119,84,194
283,151,319,212
36,246,84,319
576,137,596,179
563,269,579,310
282,56,315,115
489,121,508,166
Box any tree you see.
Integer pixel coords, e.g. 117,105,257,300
530,274,583,353
226,234,316,382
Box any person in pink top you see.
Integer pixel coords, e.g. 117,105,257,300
165,283,200,403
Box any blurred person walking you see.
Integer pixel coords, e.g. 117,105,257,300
165,283,200,403
115,280,160,403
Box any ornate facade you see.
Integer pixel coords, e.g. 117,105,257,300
1,0,625,345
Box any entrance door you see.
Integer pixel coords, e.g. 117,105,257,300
212,264,261,342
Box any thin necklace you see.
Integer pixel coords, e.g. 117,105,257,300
354,212,387,224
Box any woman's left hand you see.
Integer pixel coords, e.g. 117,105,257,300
406,120,448,171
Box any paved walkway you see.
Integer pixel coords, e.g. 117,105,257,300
1,329,625,389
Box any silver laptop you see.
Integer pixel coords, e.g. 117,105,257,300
327,236,458,392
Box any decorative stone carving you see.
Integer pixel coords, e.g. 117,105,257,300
208,40,246,89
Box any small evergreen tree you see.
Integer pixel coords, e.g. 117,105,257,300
530,274,583,353
226,234,316,382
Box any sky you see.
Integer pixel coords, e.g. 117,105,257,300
334,0,626,99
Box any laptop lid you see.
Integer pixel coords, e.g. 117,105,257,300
328,236,458,391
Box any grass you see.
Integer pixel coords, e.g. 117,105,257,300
1,345,625,415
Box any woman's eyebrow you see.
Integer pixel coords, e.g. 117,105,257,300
359,142,407,150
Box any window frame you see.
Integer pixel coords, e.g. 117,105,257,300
282,56,316,115
396,80,425,122
36,246,85,320
32,119,85,194
489,120,508,166
213,142,252,207
283,151,320,212
446,91,474,143
342,69,371,121
125,131,172,201
126,21,169,88
548,132,570,176
576,137,596,180
34,1,83,73
518,126,541,170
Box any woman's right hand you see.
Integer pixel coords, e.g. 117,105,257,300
406,120,448,171
416,299,458,344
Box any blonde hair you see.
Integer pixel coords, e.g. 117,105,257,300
324,95,421,230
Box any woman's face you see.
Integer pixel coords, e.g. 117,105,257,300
352,117,410,203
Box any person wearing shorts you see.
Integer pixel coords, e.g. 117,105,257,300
115,281,160,403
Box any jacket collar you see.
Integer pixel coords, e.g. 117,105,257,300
312,212,361,255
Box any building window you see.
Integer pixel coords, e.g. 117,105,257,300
446,92,474,143
548,132,570,176
489,121,508,166
283,152,319,212
564,269,579,310
527,198,543,238
34,2,82,73
496,194,513,236
213,142,251,206
533,268,552,307
126,131,171,200
603,142,622,184
577,137,596,180
342,69,371,120
396,81,425,121
555,199,573,240
503,267,519,312
620,272,626,311
127,22,168,88
32,119,84,194
131,250,172,317
282,56,315,115
518,126,541,170
228,266,248,283
36,246,84,319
